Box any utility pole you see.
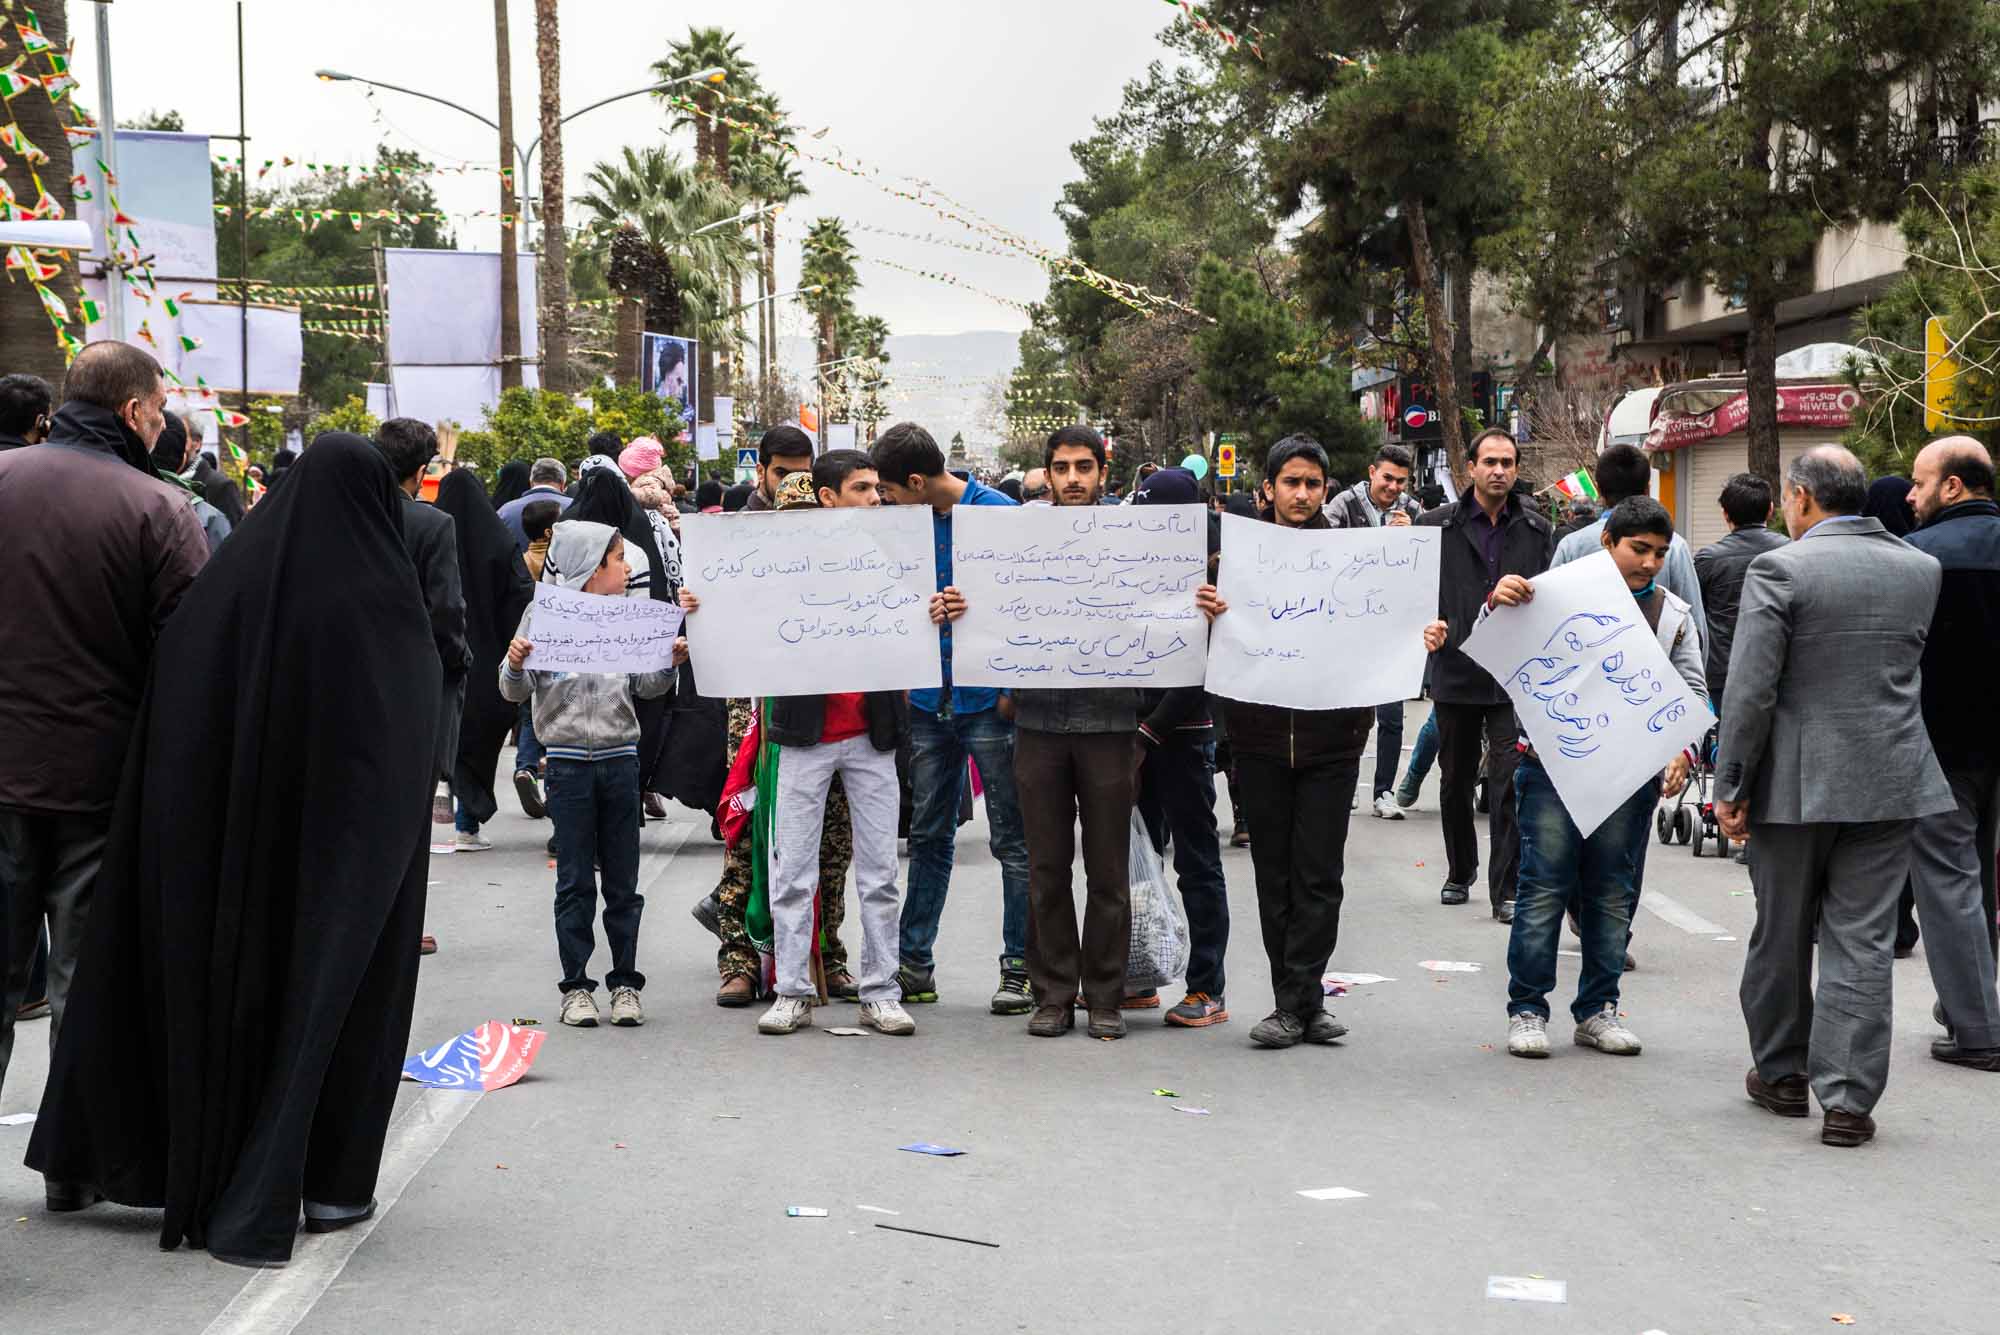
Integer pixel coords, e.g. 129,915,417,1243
494,0,522,391
93,3,122,343
533,0,568,393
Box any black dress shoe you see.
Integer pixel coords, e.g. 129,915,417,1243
1932,1038,2000,1070
1440,882,1470,906
1493,900,1515,924
1821,1109,1875,1147
45,1180,103,1213
690,892,723,940
303,1198,378,1233
1745,1068,1809,1118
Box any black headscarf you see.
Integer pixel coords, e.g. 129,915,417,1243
27,433,438,1266
569,466,669,603
721,482,752,513
491,458,531,509
1224,491,1261,520
195,453,247,525
1863,475,1915,537
433,468,534,826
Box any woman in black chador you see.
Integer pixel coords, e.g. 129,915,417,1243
28,432,440,1267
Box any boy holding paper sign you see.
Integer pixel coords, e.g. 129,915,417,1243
501,521,687,1031
1478,498,1707,1060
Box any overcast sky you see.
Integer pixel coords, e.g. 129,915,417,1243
66,0,1184,349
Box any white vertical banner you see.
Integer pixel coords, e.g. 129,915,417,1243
696,424,719,460
1461,551,1711,835
714,396,735,438
825,422,858,452
949,504,1209,687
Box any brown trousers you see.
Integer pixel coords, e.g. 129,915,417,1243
1015,728,1135,1010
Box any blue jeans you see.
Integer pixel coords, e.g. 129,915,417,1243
898,707,1030,969
1506,755,1657,1022
515,700,544,774
1372,702,1405,799
1138,737,1228,997
1397,707,1439,800
546,755,645,994
454,803,480,836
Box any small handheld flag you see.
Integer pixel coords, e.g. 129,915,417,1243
1551,469,1600,504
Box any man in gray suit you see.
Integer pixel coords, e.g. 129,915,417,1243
1715,445,1955,1148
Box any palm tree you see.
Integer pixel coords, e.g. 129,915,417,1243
574,147,754,401
652,27,756,186
738,143,808,387
841,314,892,439
0,3,77,393
800,217,858,371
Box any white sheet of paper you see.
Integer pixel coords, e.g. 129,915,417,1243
949,504,1209,687
1461,551,1711,836
523,583,684,675
1207,516,1439,709
680,507,940,696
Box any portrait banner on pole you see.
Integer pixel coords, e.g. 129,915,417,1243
680,507,940,696
1461,551,1711,835
949,504,1209,687
1206,515,1439,710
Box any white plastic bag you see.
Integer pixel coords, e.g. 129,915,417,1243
1127,810,1190,989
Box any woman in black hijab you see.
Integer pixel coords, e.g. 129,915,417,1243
27,433,440,1267
1863,474,1915,537
434,468,534,841
491,458,532,510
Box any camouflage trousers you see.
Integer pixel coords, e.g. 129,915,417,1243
716,698,851,981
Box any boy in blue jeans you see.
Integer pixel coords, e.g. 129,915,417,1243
1479,497,1708,1059
501,520,684,1029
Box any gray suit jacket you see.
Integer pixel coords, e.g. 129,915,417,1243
400,495,471,780
1715,516,1953,824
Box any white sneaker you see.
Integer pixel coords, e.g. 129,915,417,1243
1574,1004,1642,1055
757,995,813,1035
560,989,600,1028
454,830,492,852
608,986,644,1027
861,999,916,1036
1507,1012,1550,1058
1372,794,1405,821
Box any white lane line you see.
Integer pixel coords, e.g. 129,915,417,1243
1641,889,1729,937
202,1089,479,1335
640,818,700,896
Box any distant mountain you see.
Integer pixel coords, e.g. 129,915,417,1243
778,331,1019,458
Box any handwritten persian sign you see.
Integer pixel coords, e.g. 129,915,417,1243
1206,515,1439,710
950,503,1209,687
523,582,684,675
1461,551,1711,835
680,507,939,696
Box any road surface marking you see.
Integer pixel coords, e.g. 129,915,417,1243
1641,890,1728,936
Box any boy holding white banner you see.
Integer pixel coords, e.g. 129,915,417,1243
501,521,687,1030
1465,498,1709,1060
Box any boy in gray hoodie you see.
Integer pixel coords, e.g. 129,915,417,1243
501,520,684,1028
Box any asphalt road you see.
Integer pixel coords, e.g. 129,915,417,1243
4,706,1996,1334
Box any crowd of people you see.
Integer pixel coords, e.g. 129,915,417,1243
1,338,1995,1267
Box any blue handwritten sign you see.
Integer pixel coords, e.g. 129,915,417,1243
951,504,1210,687
680,508,941,696
1207,516,1439,710
1461,551,1711,836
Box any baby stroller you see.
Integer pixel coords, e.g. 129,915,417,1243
1656,724,1728,857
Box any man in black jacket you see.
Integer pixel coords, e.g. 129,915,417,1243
699,455,913,1039
376,419,470,956
1417,428,1552,921
1206,435,1449,1048
0,372,51,451
1693,472,1787,707
1132,467,1230,1027
1905,436,2000,1071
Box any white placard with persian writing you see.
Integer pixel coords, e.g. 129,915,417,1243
1206,515,1440,710
523,583,685,675
950,504,1209,688
680,507,940,696
1461,551,1711,836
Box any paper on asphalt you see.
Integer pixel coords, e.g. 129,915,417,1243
523,582,684,675
1461,551,1711,836
1207,515,1439,709
680,507,940,696
949,503,1209,687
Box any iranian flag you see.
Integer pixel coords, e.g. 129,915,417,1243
0,61,41,99
1552,469,1600,504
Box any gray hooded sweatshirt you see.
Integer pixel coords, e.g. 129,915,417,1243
498,519,675,761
